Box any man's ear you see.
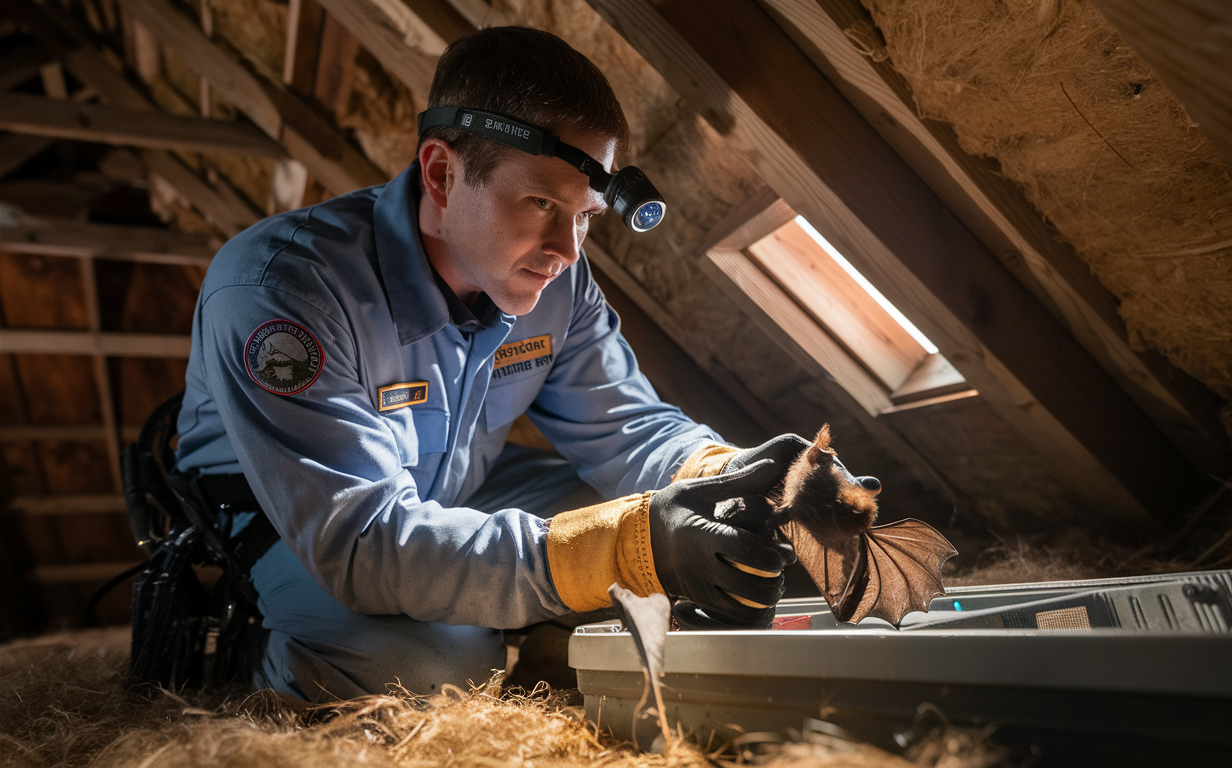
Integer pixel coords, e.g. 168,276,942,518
419,138,456,209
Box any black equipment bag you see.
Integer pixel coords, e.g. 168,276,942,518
122,392,280,691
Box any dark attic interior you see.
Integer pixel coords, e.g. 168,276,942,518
1,0,1230,766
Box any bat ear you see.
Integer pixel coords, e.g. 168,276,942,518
814,424,832,451
806,424,834,464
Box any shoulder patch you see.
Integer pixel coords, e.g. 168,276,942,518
492,334,553,381
246,319,324,395
378,381,429,411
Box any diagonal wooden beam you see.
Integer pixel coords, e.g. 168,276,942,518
13,1,266,234
0,330,191,358
0,133,54,179
1,219,216,265
312,0,446,96
1091,0,1232,169
587,0,1207,529
0,42,56,91
759,0,1229,474
9,494,128,515
114,0,386,194
0,91,288,157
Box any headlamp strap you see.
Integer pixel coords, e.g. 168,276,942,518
417,106,612,194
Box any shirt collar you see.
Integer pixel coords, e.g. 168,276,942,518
373,161,508,345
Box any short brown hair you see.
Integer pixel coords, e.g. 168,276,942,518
421,27,630,185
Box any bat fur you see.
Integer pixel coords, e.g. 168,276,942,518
773,425,958,626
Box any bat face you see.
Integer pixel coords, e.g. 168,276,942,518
774,424,957,626
777,425,880,546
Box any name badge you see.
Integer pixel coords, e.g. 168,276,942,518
493,334,554,381
378,381,429,411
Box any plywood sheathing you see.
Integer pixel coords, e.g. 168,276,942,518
860,0,1232,436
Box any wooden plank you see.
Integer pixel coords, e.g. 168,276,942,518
32,561,142,583
284,0,326,93
745,219,926,389
1,219,217,265
443,0,511,28
39,62,69,99
140,150,261,238
0,134,54,180
0,42,55,91
313,0,444,96
890,353,971,406
1091,0,1232,168
0,425,107,441
705,248,892,415
582,241,785,436
9,495,126,516
0,330,191,357
113,0,386,192
404,0,476,44
0,92,288,157
760,0,1230,475
587,0,1202,528
314,12,361,117
79,257,124,493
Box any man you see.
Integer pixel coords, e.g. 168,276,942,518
175,26,804,701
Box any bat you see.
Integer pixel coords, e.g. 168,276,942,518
773,425,957,626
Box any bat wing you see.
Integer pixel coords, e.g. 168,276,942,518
781,518,866,621
845,519,958,626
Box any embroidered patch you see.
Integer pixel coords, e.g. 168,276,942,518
245,319,323,395
378,381,429,412
492,334,553,381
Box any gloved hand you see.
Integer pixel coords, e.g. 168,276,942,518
723,433,811,477
649,460,794,626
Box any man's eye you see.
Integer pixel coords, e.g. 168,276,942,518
533,197,551,210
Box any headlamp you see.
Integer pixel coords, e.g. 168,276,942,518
417,106,666,232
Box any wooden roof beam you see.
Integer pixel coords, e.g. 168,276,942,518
1091,0,1232,169
1,218,216,266
0,329,191,358
0,91,288,158
110,0,386,194
311,0,475,98
13,1,263,235
760,0,1229,474
587,0,1207,529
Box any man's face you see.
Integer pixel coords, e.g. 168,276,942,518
426,128,615,316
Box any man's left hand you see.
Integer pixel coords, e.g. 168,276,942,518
723,433,810,480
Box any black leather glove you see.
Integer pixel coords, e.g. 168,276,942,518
723,433,811,478
649,460,793,626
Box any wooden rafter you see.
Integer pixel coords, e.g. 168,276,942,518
0,425,140,442
760,0,1229,474
1,92,288,158
113,0,386,194
1091,0,1232,168
587,0,1207,528
1,219,216,265
0,42,56,91
9,495,128,516
0,330,191,358
15,0,264,235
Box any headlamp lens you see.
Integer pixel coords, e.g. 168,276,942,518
631,201,664,232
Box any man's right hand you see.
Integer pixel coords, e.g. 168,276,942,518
648,461,792,626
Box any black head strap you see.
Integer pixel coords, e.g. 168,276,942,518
417,106,612,193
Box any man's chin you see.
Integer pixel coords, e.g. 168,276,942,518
493,289,543,317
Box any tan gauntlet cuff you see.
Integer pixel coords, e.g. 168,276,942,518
546,492,663,612
672,442,739,482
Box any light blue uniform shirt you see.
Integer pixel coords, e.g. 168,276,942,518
175,163,721,630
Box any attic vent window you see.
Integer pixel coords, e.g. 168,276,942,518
702,196,976,415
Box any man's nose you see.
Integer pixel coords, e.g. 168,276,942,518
542,215,584,266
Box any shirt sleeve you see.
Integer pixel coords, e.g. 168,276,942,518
526,254,725,498
197,283,569,629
